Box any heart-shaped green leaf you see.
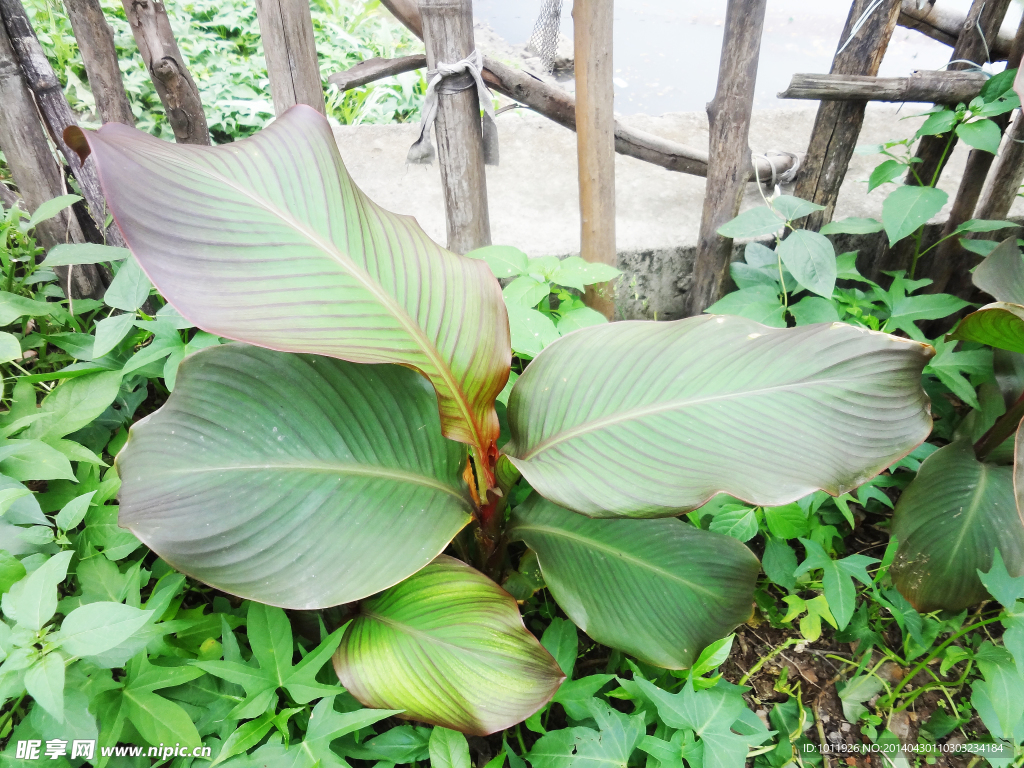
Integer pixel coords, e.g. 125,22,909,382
505,317,933,518
508,495,759,669
882,186,948,246
947,302,1024,353
333,555,564,735
892,440,1024,612
69,106,510,470
776,230,836,298
974,238,1024,304
116,343,473,608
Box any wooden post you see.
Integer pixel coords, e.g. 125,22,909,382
63,0,134,125
419,0,490,254
0,11,105,298
899,0,1014,57
905,0,1012,187
796,0,901,232
573,0,615,319
255,0,325,115
122,0,209,144
0,0,126,252
0,181,19,210
921,16,1024,295
685,0,767,316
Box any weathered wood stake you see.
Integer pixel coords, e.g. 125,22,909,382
906,0,1012,187
685,0,767,316
419,0,490,254
0,8,104,298
122,0,209,144
779,70,986,104
1,0,126,252
573,0,616,319
255,0,326,115
795,0,901,232
899,0,1014,57
922,17,1024,296
370,3,799,182
63,0,134,125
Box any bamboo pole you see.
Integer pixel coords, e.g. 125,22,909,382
795,0,901,232
0,8,104,298
0,0,126,252
905,0,1012,188
122,0,209,144
419,0,490,254
63,0,134,125
573,0,615,319
685,0,767,316
255,0,326,115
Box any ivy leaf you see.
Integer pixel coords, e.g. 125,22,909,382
194,602,342,718
794,539,877,631
630,676,764,768
884,292,970,340
528,699,644,768
979,549,1024,610
293,696,398,768
924,338,993,409
552,675,615,720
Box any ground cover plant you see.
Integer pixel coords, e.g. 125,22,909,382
4,23,1024,768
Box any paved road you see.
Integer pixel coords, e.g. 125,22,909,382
472,0,1020,114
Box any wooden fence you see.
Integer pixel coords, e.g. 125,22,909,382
1,0,1023,314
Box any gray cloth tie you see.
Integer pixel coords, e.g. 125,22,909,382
408,49,499,166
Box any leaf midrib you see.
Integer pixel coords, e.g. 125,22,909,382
164,462,470,504
517,377,866,460
184,156,481,449
360,611,505,665
512,523,719,599
948,463,990,561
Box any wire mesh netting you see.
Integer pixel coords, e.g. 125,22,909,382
526,0,563,71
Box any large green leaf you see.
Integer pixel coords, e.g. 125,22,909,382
505,317,933,518
508,495,759,669
333,555,564,735
116,343,473,608
882,186,948,246
948,302,1024,353
69,106,510,468
891,441,1024,612
974,238,1024,304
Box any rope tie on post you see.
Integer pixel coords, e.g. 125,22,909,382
407,49,499,165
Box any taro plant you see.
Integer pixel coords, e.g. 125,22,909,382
64,105,935,735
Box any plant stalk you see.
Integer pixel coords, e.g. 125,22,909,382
974,390,1024,461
